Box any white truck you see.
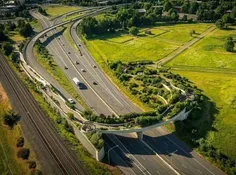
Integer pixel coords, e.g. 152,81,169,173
72,77,82,89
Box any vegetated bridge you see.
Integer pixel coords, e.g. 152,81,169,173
95,108,192,141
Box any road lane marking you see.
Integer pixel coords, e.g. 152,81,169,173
156,170,161,175
142,156,146,160
182,164,186,168
109,134,152,175
157,128,215,175
197,169,202,174
141,140,179,175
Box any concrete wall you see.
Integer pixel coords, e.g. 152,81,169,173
20,63,105,161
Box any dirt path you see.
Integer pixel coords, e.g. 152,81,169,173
156,26,216,66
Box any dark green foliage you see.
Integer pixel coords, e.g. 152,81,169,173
2,42,14,56
10,52,20,63
67,112,75,120
88,132,104,150
28,161,37,169
224,36,234,52
38,7,48,16
17,148,30,160
3,110,19,128
129,26,139,35
135,115,162,127
216,19,225,29
63,120,74,134
19,23,33,37
16,137,24,147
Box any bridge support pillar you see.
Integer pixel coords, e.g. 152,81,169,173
136,131,143,141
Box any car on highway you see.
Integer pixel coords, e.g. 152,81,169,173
64,66,68,69
75,61,79,65
68,52,71,54
68,98,75,104
93,65,97,68
92,81,97,85
81,69,86,72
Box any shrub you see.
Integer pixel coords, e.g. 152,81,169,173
16,137,24,147
28,161,37,169
129,26,139,35
17,148,30,160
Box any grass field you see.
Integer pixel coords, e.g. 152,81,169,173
85,23,212,63
172,70,236,160
43,5,80,17
8,31,24,44
62,12,84,22
0,84,33,175
167,26,236,69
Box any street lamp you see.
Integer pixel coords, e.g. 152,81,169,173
170,150,178,164
108,145,119,164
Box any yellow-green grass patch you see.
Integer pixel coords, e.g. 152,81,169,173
172,70,236,160
167,26,236,69
8,31,24,43
43,5,80,17
62,12,85,22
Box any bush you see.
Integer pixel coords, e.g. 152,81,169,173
2,42,14,56
17,148,30,160
28,161,37,169
129,26,139,36
16,137,24,147
3,110,19,128
67,112,75,120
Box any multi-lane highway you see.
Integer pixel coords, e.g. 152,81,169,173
26,7,225,175
0,52,87,175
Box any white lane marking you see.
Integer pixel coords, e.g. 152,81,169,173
109,134,152,175
105,143,136,175
141,140,179,175
164,142,168,146
142,156,146,160
182,164,186,168
197,169,202,174
157,128,215,175
156,170,161,175
133,162,147,175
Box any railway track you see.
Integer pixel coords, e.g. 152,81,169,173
0,52,87,175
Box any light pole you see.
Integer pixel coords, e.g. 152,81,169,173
108,145,119,164
170,150,178,164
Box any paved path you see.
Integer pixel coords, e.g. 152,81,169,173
157,26,216,66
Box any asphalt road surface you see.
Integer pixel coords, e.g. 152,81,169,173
31,10,142,116
28,9,225,175
0,52,87,175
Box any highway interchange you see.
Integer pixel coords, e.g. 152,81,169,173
23,6,225,175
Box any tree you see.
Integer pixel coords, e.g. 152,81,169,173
2,42,14,56
17,148,30,159
129,26,139,36
16,137,24,147
19,23,33,37
3,110,18,128
216,19,225,29
189,2,199,14
163,1,172,12
10,52,19,63
224,37,234,52
181,2,190,13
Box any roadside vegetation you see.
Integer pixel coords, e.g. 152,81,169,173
0,23,116,174
0,84,40,175
34,41,86,107
168,71,236,174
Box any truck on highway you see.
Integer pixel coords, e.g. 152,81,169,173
73,77,83,89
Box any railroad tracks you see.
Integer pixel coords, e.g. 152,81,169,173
0,52,87,175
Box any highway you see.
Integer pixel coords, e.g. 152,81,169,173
26,7,225,175
0,52,87,175
30,9,142,116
